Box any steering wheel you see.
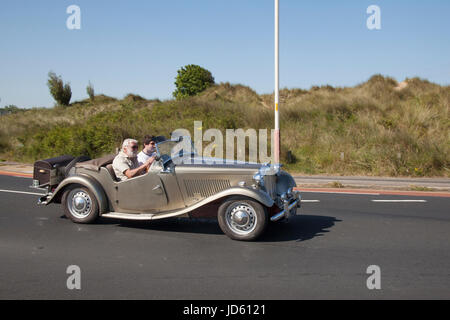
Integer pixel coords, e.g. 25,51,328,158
160,154,170,165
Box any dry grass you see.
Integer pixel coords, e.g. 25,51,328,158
0,75,449,177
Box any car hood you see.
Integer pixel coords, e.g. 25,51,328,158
172,155,263,170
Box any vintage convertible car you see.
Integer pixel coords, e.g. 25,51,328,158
31,137,301,241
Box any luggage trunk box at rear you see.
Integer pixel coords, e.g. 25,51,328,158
33,155,74,187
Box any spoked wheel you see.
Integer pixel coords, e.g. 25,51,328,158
218,197,268,241
62,186,99,223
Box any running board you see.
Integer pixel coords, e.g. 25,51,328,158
101,212,155,220
101,211,189,221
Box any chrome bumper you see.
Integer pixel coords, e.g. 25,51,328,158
38,195,49,205
270,192,302,222
30,182,51,205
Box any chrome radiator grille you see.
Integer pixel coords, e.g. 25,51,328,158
263,175,277,199
184,179,231,198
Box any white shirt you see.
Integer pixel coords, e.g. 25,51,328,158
137,150,156,166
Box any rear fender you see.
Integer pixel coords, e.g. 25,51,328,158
43,174,108,214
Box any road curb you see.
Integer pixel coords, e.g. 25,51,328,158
0,171,33,178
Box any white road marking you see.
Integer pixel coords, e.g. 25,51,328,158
300,190,380,196
0,189,45,196
371,200,427,203
0,188,430,205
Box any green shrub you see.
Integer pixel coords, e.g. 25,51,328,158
47,71,72,106
86,82,95,102
173,64,215,99
0,105,23,115
0,131,10,152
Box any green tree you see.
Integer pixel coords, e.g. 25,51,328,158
87,81,95,102
0,105,22,115
173,64,215,99
47,71,72,106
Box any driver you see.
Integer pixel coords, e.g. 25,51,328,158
112,138,156,181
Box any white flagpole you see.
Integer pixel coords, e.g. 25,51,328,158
274,0,280,165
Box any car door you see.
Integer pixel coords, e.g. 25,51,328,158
116,171,168,213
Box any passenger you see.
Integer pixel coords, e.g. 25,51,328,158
137,135,157,166
112,138,156,181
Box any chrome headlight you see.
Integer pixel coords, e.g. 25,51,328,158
253,173,263,186
287,188,293,197
259,163,282,176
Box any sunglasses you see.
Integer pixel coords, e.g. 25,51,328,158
130,145,138,150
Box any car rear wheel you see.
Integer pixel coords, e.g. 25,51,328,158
62,186,99,223
217,197,268,241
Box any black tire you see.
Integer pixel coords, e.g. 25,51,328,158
62,185,99,224
217,196,268,241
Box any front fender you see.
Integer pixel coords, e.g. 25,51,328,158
151,187,274,220
210,187,274,208
276,170,297,194
43,174,108,214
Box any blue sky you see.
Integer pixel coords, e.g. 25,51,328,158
1,0,449,108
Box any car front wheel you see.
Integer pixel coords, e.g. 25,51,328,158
62,186,99,223
217,197,268,241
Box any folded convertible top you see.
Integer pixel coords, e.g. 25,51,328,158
75,154,116,171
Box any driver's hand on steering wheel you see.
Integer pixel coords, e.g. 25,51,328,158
144,155,156,171
150,155,158,163
138,156,155,174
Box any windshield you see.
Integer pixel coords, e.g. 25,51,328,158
156,138,198,161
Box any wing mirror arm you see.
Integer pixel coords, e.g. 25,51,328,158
160,166,173,174
159,160,174,174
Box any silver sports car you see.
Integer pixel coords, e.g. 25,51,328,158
32,137,301,241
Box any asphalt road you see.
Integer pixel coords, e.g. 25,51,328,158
0,175,449,299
